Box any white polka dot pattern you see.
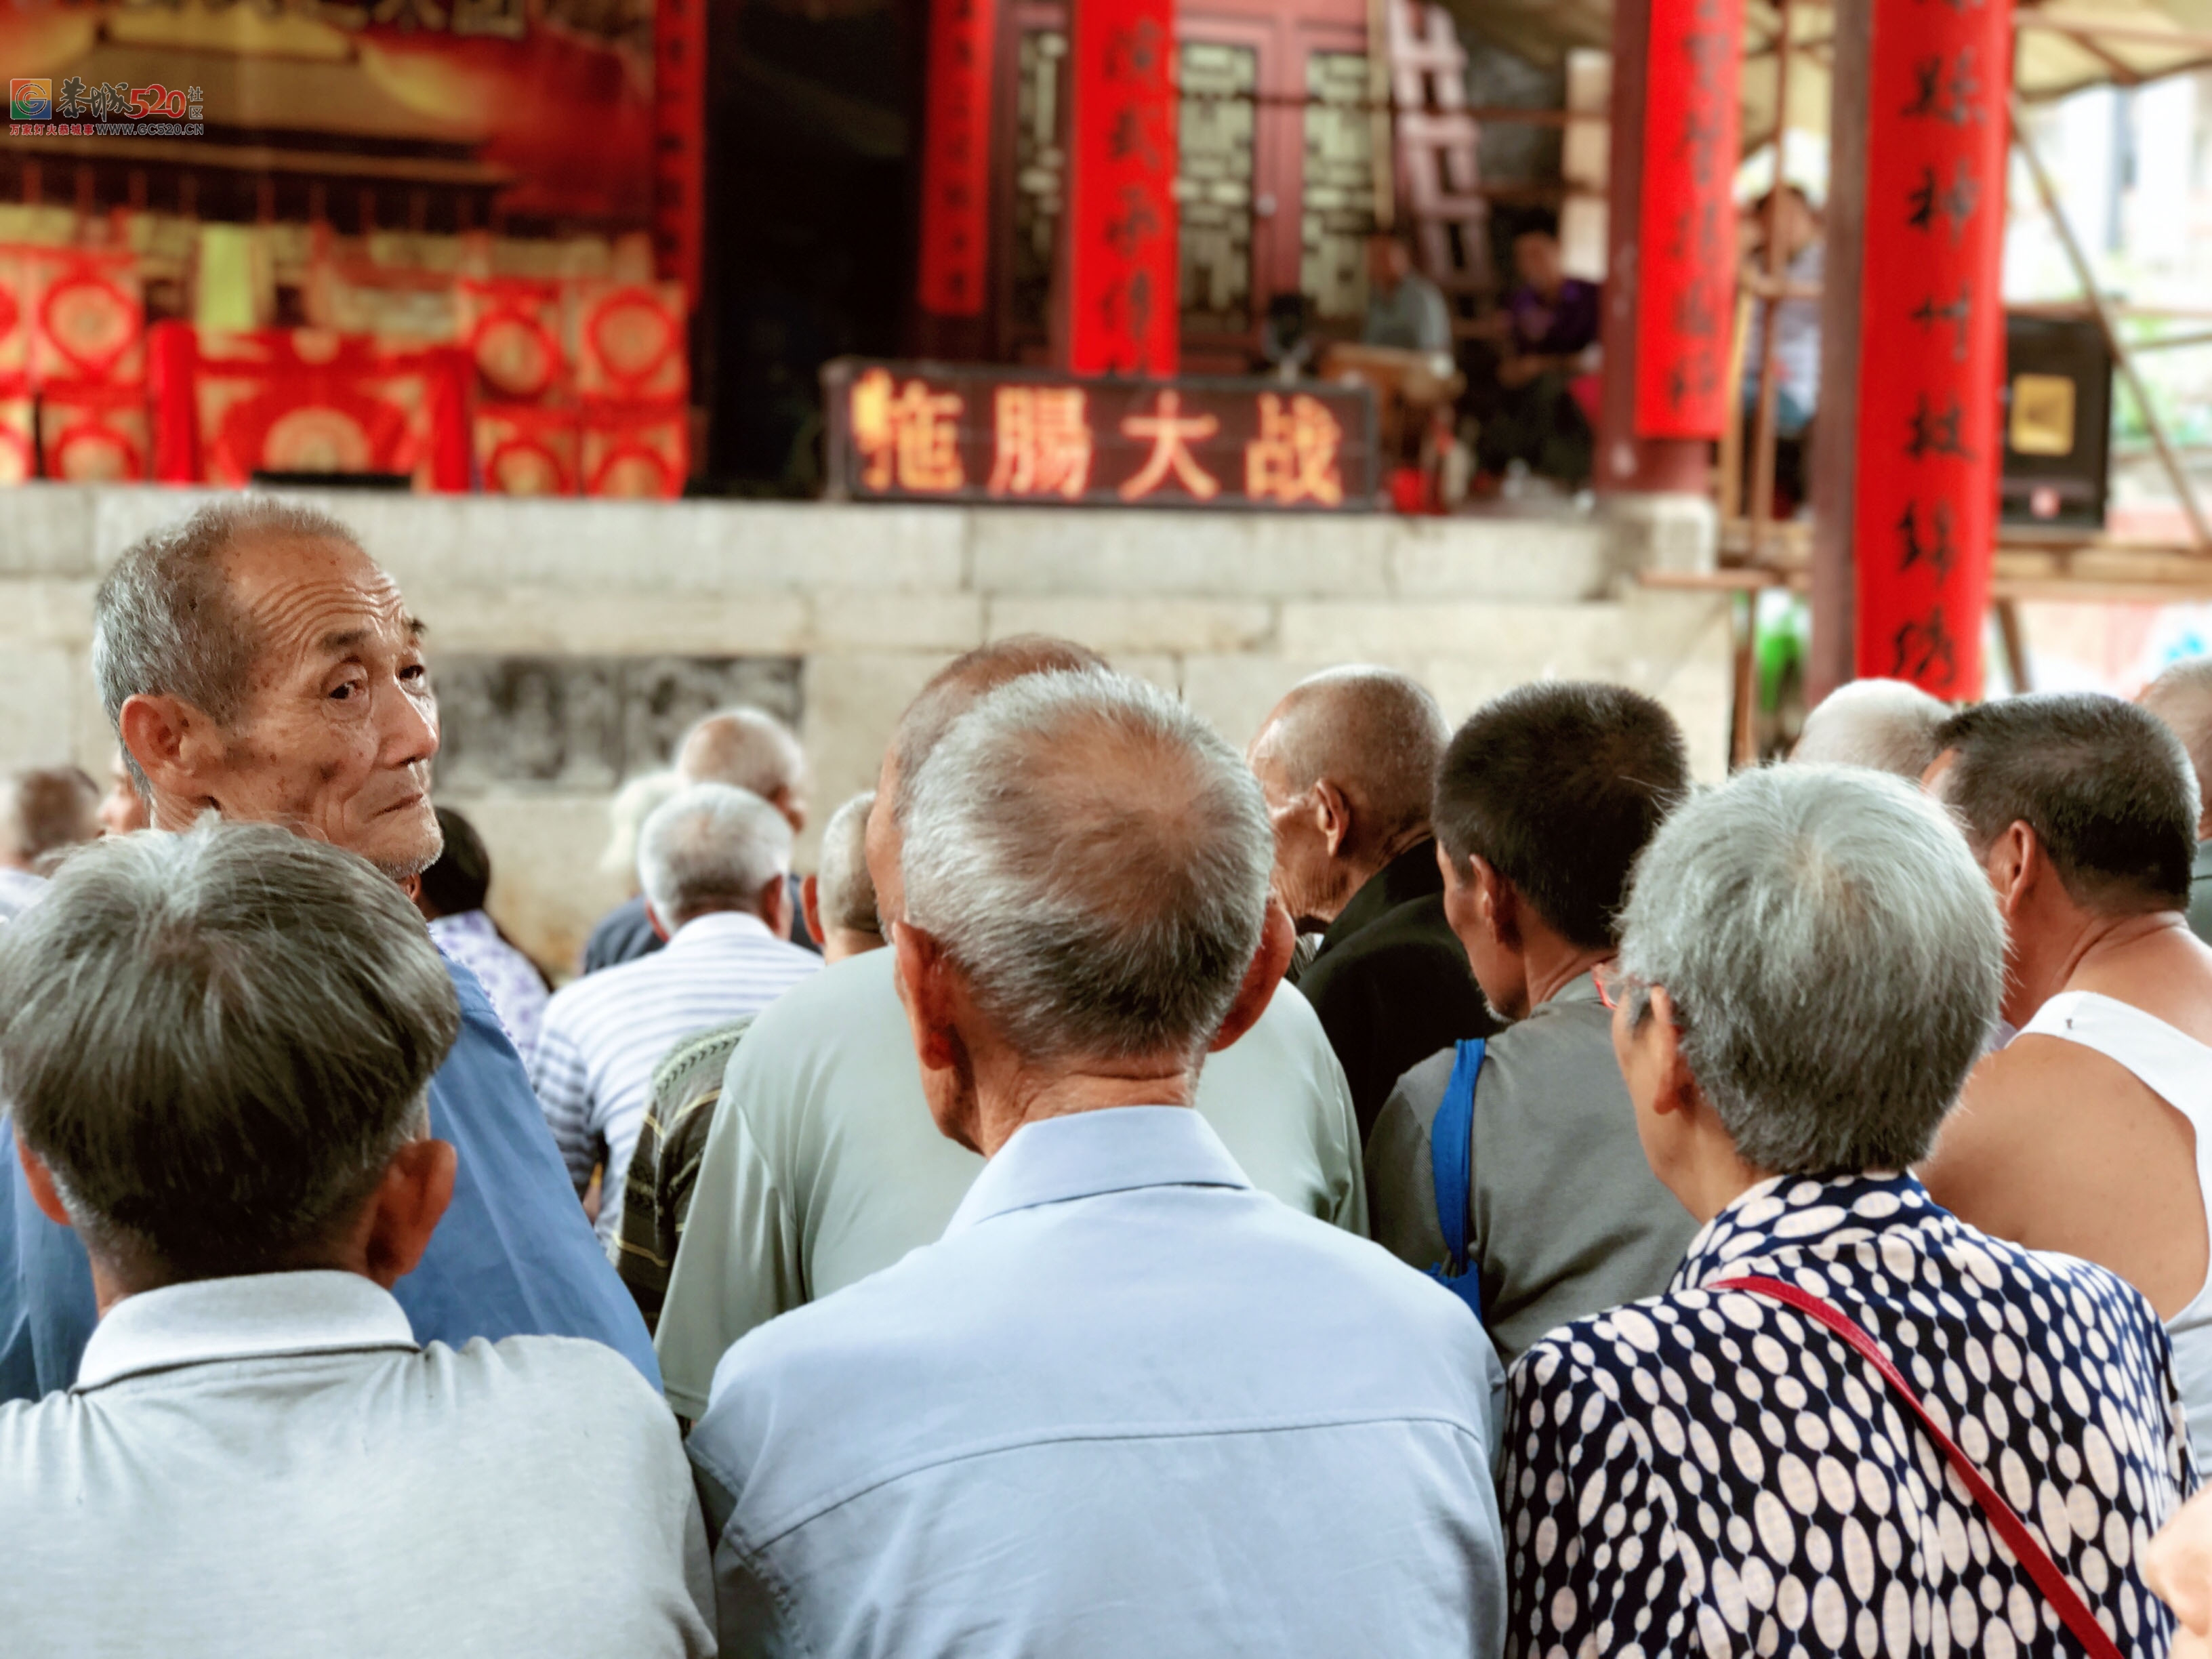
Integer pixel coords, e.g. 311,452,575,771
1502,1173,2192,1659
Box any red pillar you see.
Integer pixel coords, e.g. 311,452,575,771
917,0,998,321
1848,0,2010,698
1059,0,1179,377
1595,0,1735,493
653,0,708,304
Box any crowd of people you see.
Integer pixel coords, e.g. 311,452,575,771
5,495,2212,1657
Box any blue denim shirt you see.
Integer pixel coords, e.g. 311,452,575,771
0,957,657,1401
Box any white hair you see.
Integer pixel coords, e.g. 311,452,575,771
1790,678,1950,778
600,771,682,880
1618,764,2003,1173
901,668,1271,1069
815,791,879,935
636,783,793,925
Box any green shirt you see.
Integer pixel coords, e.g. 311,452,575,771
654,949,1369,1418
2191,840,2212,945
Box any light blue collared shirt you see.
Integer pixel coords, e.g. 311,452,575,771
687,1105,1506,1659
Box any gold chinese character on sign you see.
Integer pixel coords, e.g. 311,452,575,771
988,386,1094,499
1243,393,1343,506
1118,390,1219,501
851,367,965,493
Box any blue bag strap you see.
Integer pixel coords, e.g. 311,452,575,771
1431,1038,1486,1276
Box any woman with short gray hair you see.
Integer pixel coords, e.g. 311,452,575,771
1504,765,2190,1659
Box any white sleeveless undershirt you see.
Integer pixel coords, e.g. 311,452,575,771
2017,990,2212,1479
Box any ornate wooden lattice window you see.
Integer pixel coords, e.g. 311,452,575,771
1301,51,1376,321
1010,28,1068,338
1175,42,1258,335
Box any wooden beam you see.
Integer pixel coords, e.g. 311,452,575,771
1806,0,1868,703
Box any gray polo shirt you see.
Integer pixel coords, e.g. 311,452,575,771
1366,974,1698,1367
0,1271,714,1657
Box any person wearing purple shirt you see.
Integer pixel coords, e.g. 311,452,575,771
1475,216,1601,484
416,806,552,1062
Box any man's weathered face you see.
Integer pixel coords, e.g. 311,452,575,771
206,535,441,877
1248,733,1334,931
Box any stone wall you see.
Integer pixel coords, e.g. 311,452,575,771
0,484,1727,974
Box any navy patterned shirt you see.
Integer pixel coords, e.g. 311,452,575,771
1504,1173,2191,1659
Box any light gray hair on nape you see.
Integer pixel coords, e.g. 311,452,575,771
1617,764,2003,1174
815,790,880,935
92,497,368,791
900,668,1273,1070
1789,678,1950,779
637,781,794,926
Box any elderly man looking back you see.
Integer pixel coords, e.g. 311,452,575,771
1921,692,2212,1473
654,638,1364,1420
1249,667,1496,1137
686,670,1504,1658
0,498,655,1400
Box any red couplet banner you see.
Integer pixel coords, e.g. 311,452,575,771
1851,0,2011,697
1063,0,1180,377
1633,0,1744,438
918,0,999,316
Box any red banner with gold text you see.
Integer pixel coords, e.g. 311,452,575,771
1851,0,2011,697
1633,0,1743,438
1063,0,1179,377
917,0,998,316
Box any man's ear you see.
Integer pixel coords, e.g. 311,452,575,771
801,874,825,947
1311,779,1353,859
16,1130,73,1229
1990,821,2037,918
118,693,220,822
759,873,793,941
1211,899,1295,1054
1471,855,1519,950
1639,987,1702,1121
646,902,672,943
892,922,967,1076
359,1136,457,1289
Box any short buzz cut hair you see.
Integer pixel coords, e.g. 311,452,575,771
1620,766,2002,1174
815,790,881,936
636,782,794,926
902,669,1272,1070
1933,692,2198,913
0,820,459,1284
2141,658,2212,808
1261,665,1449,851
1434,682,1690,949
891,636,1109,823
93,497,367,790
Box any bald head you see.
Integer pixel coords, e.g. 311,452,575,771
2142,659,2212,838
1,768,101,872
1248,665,1448,927
677,707,806,830
1791,679,1950,779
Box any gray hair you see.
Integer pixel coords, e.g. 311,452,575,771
1790,678,1950,778
1618,765,2003,1174
815,790,880,935
890,636,1109,825
1258,665,1450,845
600,770,682,880
677,706,805,800
637,782,793,926
2142,658,2212,817
902,668,1271,1069
0,819,459,1282
93,499,367,792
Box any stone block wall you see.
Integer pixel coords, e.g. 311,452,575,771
0,484,1727,975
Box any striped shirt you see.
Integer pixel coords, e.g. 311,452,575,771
531,911,819,1249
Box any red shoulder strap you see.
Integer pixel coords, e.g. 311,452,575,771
1713,1274,2125,1659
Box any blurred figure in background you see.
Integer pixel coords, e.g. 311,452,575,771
577,771,682,975
1738,182,1825,512
1361,232,1452,354
583,706,815,971
96,747,149,837
0,766,101,922
1472,213,1600,486
1789,676,1948,777
415,804,551,1062
617,790,884,1330
2142,657,2212,942
533,783,819,1252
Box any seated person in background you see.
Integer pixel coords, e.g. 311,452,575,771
97,746,148,837
1248,667,1496,1139
1473,214,1599,485
1511,764,2188,1656
653,638,1365,1422
1919,693,2212,1474
533,781,819,1253
414,804,550,1061
583,707,815,972
1361,231,1454,354
687,668,1505,1658
0,823,713,1656
1368,682,1696,1367
577,771,680,975
617,789,885,1331
2141,657,2212,942
0,766,100,921
1788,676,1950,777
1,498,655,1403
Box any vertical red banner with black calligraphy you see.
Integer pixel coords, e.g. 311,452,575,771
918,0,999,316
1063,0,1180,377
1633,0,1743,438
1851,0,2011,697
